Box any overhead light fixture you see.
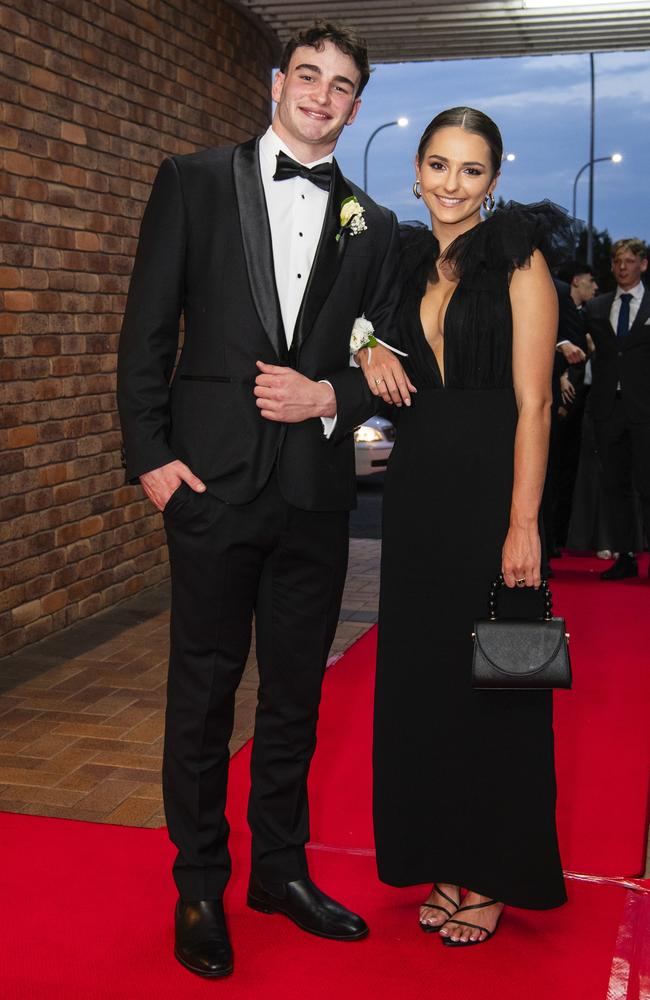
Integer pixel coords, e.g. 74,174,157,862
504,152,516,162
611,152,623,163
397,117,409,127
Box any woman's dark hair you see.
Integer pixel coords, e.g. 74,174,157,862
417,107,503,176
279,21,370,96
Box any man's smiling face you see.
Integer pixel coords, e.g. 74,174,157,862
271,41,362,163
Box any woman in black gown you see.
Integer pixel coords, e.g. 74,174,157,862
360,108,568,946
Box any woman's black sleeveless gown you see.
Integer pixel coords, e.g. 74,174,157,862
373,203,569,909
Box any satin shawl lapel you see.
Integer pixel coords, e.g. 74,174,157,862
232,138,286,361
292,160,354,356
628,290,650,339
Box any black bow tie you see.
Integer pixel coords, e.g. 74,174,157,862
273,151,333,192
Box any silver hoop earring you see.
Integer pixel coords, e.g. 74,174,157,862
412,180,422,200
483,192,495,212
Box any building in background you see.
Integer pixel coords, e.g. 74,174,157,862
0,0,275,654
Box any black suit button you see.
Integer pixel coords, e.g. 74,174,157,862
618,351,623,357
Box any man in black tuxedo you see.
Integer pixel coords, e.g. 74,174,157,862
585,239,650,580
117,23,405,978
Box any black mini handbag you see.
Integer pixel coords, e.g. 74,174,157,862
471,576,572,690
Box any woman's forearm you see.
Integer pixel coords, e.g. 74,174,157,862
505,249,557,587
509,400,552,528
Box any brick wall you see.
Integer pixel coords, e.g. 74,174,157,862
0,0,274,655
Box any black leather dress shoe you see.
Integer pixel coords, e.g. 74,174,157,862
600,554,638,581
247,874,368,940
174,899,233,978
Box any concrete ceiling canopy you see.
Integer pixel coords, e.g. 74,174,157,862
233,0,650,61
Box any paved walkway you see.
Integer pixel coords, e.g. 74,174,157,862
0,539,380,828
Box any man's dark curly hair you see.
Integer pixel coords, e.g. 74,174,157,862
279,21,370,96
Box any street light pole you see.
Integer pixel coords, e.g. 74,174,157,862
587,53,596,265
363,118,408,194
572,153,623,230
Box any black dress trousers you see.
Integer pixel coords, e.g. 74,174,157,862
162,470,349,901
594,400,650,552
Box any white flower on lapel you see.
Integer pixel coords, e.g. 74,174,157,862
336,196,367,242
349,316,377,353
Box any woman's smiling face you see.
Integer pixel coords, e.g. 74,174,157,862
416,126,499,228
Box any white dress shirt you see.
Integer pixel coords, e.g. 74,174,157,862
609,281,645,333
259,127,331,347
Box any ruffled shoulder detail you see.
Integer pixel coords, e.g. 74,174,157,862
443,200,574,279
398,221,439,291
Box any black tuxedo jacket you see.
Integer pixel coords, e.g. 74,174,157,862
117,139,401,511
585,288,650,423
552,279,588,408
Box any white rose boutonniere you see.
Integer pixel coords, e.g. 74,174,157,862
336,196,367,242
349,316,377,354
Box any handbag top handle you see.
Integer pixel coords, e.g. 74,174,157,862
488,574,553,622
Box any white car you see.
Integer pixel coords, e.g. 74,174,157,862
354,415,396,477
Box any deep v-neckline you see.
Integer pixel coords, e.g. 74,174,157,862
418,280,460,389
413,219,483,388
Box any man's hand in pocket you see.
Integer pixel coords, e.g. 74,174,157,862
140,460,206,512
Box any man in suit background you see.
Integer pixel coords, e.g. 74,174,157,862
585,238,650,580
117,22,406,978
552,263,597,551
565,263,599,319
543,277,587,564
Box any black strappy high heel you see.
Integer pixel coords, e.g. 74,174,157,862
419,884,461,933
440,898,502,947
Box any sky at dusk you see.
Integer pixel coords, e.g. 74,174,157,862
328,50,650,242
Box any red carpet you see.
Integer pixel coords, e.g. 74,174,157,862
552,552,650,876
1,809,644,1000
2,556,649,998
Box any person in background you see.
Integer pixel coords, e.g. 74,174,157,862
585,239,650,580
551,263,597,554
543,275,587,566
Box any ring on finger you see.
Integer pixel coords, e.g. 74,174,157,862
374,377,384,384
515,577,526,587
